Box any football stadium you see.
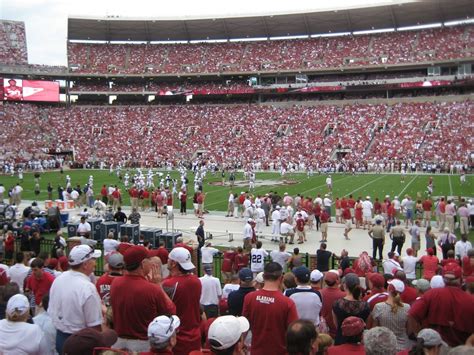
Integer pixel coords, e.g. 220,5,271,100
0,0,474,353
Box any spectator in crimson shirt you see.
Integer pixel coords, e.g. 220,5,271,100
233,246,249,271
408,263,474,347
419,248,440,281
327,316,366,355
394,271,417,305
243,262,298,355
461,249,474,278
95,253,124,300
320,271,345,338
363,273,388,312
162,247,202,355
150,242,169,265
221,248,236,283
25,258,54,309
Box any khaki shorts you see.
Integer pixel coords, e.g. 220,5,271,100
345,220,352,228
335,209,341,217
321,223,328,233
424,211,431,219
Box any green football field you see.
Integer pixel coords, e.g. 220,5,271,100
1,169,472,210
1,169,473,243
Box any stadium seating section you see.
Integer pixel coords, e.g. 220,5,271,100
1,100,472,166
67,26,473,74
0,21,28,66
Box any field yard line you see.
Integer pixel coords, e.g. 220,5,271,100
448,174,453,196
398,175,418,197
346,175,386,196
300,175,353,195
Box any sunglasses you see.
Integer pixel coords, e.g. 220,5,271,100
69,246,95,263
166,316,175,335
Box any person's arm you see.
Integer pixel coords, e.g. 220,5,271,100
367,313,379,329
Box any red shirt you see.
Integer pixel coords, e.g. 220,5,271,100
335,200,341,209
5,235,14,252
221,251,236,273
234,254,249,271
363,290,389,310
422,200,432,211
0,269,9,286
342,207,351,220
129,188,139,198
151,247,169,265
95,272,121,300
441,258,460,267
409,286,474,346
112,189,120,199
374,201,382,214
320,287,346,338
243,289,298,355
462,255,472,277
101,187,108,197
419,255,439,280
328,343,365,354
313,204,321,216
340,199,348,209
26,271,55,305
296,218,305,232
320,210,330,223
348,198,356,208
400,285,417,305
110,274,176,340
162,274,202,355
439,201,446,213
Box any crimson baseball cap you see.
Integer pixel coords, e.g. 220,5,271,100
442,263,462,279
123,245,153,267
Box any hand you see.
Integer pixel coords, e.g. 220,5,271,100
147,263,162,284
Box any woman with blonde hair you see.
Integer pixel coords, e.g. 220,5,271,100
0,294,50,354
369,279,411,352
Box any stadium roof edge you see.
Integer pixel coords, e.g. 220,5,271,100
67,0,474,42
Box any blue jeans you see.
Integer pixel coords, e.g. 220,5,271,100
56,329,72,354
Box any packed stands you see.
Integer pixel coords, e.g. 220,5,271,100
1,100,472,167
67,26,473,74
0,20,28,65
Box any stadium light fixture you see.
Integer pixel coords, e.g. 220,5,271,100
398,23,442,31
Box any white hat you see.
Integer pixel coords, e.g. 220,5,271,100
388,279,405,293
169,247,195,270
255,272,264,283
275,206,281,209
247,218,254,223
394,196,398,199
6,294,30,316
430,275,445,289
148,315,181,343
208,316,250,350
366,196,370,199
310,270,324,282
240,192,245,194
385,195,390,198
68,245,102,266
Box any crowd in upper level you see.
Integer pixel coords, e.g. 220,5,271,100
67,26,473,75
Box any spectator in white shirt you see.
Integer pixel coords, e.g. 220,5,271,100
270,243,291,271
362,196,374,229
6,252,29,292
382,251,403,275
200,242,220,271
250,241,268,277
454,235,473,260
222,274,240,300
33,293,57,355
76,216,91,237
103,232,120,257
402,248,418,281
199,265,222,318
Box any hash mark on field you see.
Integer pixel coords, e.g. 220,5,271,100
398,175,417,197
346,175,386,197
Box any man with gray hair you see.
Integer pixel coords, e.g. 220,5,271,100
146,315,180,353
364,326,398,355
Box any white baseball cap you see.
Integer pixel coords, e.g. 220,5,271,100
310,270,324,282
208,316,250,350
68,245,102,266
169,247,195,270
255,272,264,283
148,315,180,343
430,275,445,289
388,279,405,293
6,294,30,316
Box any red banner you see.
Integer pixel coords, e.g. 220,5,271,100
3,78,59,102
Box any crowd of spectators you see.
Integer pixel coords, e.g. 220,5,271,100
67,26,473,74
0,21,28,66
1,100,472,168
0,192,473,354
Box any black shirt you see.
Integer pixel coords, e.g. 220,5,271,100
340,256,351,272
228,286,256,316
196,225,205,248
114,211,127,223
316,249,332,272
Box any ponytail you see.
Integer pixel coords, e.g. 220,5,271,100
350,284,362,300
389,289,403,314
